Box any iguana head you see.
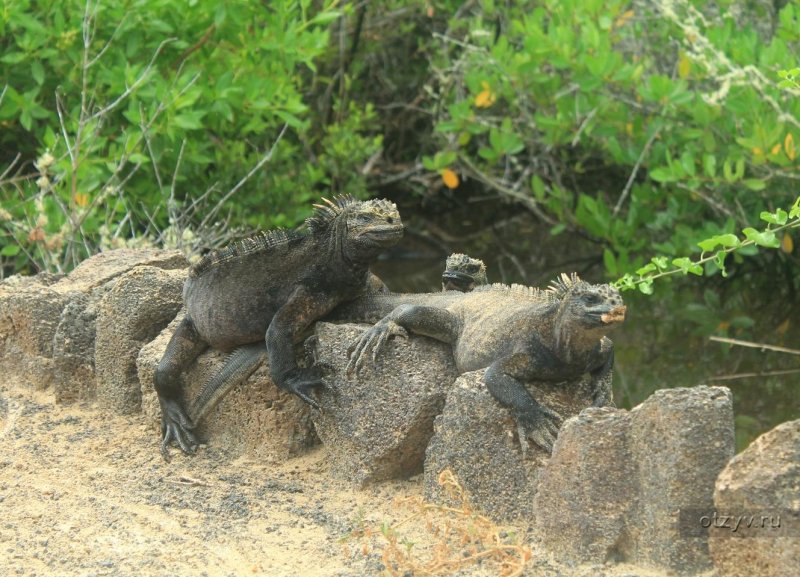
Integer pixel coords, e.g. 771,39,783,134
307,195,403,260
441,253,487,292
549,273,626,352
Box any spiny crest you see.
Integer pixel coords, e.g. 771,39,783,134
474,282,556,302
306,194,359,234
547,272,589,299
189,229,301,278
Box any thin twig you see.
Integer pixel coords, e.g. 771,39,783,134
613,128,659,216
707,368,800,381
200,123,290,229
709,335,800,355
88,38,176,121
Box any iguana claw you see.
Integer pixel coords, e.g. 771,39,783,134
283,365,333,410
159,397,198,460
515,404,563,456
346,320,408,376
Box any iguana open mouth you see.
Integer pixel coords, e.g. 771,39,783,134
601,305,626,324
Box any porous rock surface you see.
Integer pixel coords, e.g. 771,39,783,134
0,249,185,394
709,418,800,577
534,385,735,576
423,370,595,521
311,321,458,486
95,266,187,414
138,312,317,461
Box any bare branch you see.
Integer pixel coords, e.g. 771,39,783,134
613,128,660,216
708,335,800,356
88,38,176,121
200,123,290,230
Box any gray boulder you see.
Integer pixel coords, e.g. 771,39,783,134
95,266,187,414
630,386,734,574
311,322,458,486
137,313,317,461
533,385,734,576
0,249,186,395
532,407,634,562
710,419,800,577
424,370,594,521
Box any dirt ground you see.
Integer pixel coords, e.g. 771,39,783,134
0,382,697,577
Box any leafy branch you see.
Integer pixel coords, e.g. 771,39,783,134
615,197,800,293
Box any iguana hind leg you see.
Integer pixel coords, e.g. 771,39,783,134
189,343,269,425
155,316,208,460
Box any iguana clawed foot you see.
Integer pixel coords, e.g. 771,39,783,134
346,320,408,375
159,397,198,460
283,364,335,410
514,404,563,457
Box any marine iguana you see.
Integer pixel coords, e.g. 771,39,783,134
441,253,487,292
338,274,626,453
186,251,489,426
154,195,403,458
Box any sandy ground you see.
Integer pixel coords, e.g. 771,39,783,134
0,382,696,577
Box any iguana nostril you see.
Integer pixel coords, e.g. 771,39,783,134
387,217,394,224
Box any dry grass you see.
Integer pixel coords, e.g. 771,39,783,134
343,469,531,577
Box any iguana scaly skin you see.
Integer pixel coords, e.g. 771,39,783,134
154,195,403,458
337,274,626,453
441,253,487,292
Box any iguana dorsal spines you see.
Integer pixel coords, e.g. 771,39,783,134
189,229,301,279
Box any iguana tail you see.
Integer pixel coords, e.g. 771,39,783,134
189,343,268,424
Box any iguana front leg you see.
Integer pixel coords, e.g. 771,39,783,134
154,316,209,459
266,286,339,409
484,353,563,455
347,304,460,375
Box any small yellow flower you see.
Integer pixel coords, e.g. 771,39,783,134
74,193,90,207
474,81,496,109
441,168,460,189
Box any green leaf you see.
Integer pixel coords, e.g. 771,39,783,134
742,227,780,248
743,178,766,191
672,257,704,276
697,234,739,252
702,154,716,178
637,279,654,294
1,244,21,257
636,263,657,276
31,61,45,85
649,167,675,183
759,209,788,226
603,248,617,276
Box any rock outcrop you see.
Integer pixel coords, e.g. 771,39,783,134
0,249,185,395
709,418,800,577
533,386,735,576
424,370,595,521
95,266,187,414
311,322,458,485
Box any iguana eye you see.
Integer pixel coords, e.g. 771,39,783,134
386,216,394,224
583,293,602,305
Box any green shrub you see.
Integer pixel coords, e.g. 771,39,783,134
0,0,381,274
421,0,800,279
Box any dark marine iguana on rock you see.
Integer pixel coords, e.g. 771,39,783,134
338,273,626,453
154,195,403,458
186,251,489,426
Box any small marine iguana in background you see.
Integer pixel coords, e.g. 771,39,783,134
441,253,487,292
154,195,403,458
186,251,488,426
338,274,626,453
